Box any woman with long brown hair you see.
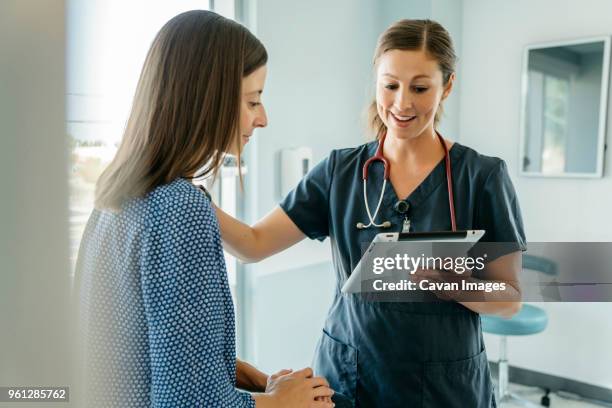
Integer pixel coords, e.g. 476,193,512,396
76,10,334,408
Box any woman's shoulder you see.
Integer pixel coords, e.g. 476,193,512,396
148,178,210,210
139,179,222,255
333,140,376,159
145,178,214,226
324,140,376,171
452,142,509,180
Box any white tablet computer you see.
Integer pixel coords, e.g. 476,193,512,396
341,230,485,294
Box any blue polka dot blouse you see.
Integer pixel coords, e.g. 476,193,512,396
76,178,255,407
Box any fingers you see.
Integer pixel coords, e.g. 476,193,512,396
312,385,334,398
270,368,292,379
414,268,440,277
415,267,473,278
292,367,314,378
312,400,335,408
307,376,330,389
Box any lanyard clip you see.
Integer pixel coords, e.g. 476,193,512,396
401,217,411,233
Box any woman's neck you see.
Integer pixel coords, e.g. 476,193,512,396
383,127,444,168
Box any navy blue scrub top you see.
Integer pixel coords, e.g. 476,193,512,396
279,140,526,408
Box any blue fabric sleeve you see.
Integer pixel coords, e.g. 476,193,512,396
141,194,255,407
473,160,527,262
279,151,335,241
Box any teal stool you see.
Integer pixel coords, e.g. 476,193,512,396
482,254,556,407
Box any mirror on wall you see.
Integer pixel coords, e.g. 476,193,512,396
519,37,610,177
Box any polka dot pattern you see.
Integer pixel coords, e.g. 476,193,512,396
77,178,255,407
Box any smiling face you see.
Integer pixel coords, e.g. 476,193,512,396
375,49,454,140
231,65,268,155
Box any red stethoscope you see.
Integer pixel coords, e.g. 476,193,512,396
355,131,457,232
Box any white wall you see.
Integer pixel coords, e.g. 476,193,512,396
460,0,612,388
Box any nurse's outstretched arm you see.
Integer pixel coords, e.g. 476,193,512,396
215,205,305,263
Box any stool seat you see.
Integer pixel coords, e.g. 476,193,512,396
482,304,548,336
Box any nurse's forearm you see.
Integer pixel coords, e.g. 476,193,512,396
456,252,522,317
459,300,522,318
214,205,305,263
457,279,522,317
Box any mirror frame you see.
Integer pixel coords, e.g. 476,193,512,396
519,36,611,178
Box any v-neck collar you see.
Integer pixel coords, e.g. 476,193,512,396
368,142,467,210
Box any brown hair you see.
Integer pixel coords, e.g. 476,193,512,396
367,19,456,139
95,10,267,210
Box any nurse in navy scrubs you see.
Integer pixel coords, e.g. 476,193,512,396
217,19,526,407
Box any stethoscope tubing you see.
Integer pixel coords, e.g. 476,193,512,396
358,130,456,231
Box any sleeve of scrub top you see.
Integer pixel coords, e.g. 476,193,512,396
142,197,255,408
279,151,335,241
475,160,527,261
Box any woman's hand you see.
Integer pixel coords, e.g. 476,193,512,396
257,367,334,408
412,267,469,301
267,369,334,405
266,368,293,391
412,252,523,317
